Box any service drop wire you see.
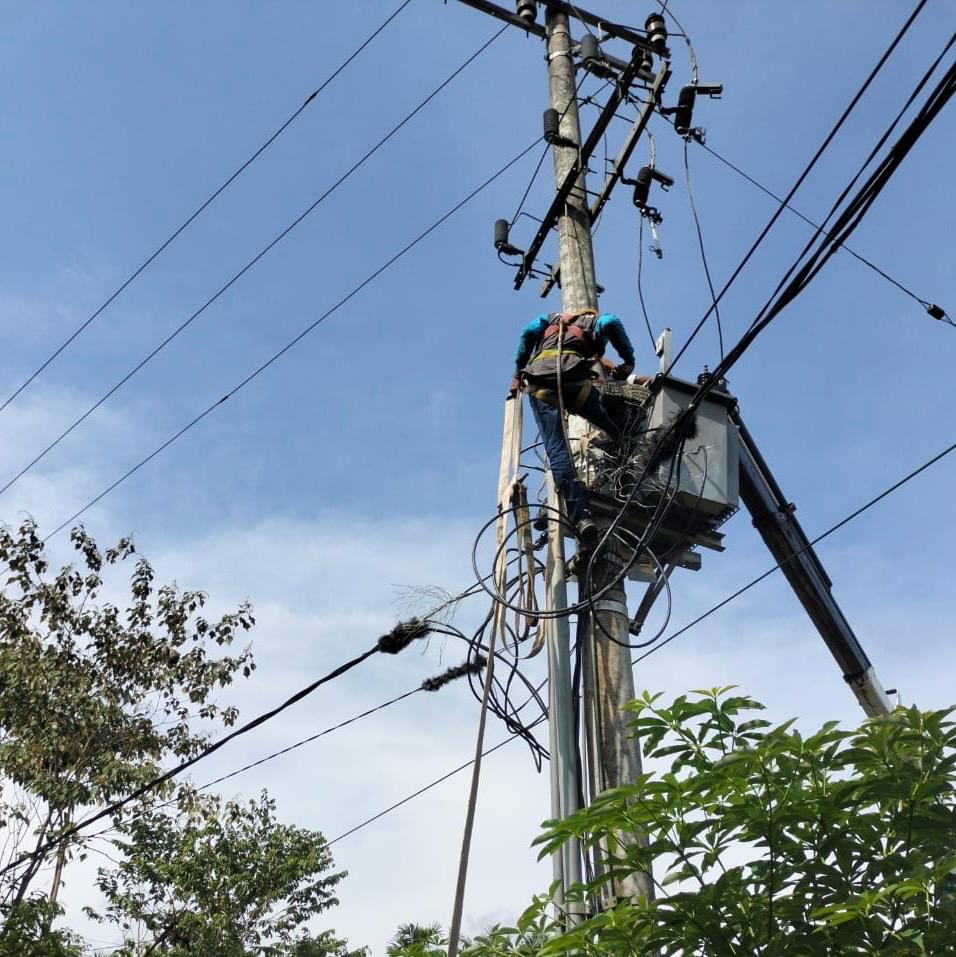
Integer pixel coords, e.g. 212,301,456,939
0,0,416,416
43,136,542,542
0,24,508,502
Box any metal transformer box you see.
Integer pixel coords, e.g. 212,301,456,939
644,377,739,519
569,375,739,574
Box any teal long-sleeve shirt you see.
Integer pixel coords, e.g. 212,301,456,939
513,313,635,371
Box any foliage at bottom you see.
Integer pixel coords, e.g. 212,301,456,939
392,690,956,957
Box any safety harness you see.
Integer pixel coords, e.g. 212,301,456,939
522,310,601,411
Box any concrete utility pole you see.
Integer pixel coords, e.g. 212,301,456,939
544,8,650,904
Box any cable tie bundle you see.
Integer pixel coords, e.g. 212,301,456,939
377,617,431,655
421,656,488,693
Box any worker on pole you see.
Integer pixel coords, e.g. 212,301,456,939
508,308,638,544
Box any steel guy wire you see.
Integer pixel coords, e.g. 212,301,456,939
41,136,542,541
634,435,956,667
0,24,508,502
665,0,931,376
0,0,416,416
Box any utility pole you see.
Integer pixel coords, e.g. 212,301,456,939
544,8,651,904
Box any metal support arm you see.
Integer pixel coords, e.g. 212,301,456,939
733,411,892,717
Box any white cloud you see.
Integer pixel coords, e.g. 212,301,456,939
3,394,954,955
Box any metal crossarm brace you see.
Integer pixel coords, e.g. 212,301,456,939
515,44,652,289
454,0,547,37
733,410,892,717
541,60,669,296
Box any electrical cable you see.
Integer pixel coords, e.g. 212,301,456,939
636,218,656,347
683,140,724,359
665,0,931,375
41,136,543,542
326,726,537,848
0,25,508,501
691,133,951,325
634,434,956,666
194,687,422,794
79,687,429,849
0,616,436,879
691,48,954,408
0,0,416,416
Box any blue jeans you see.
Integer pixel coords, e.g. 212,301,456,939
529,383,619,523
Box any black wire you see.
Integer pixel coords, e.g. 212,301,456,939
196,687,422,793
693,48,954,405
42,136,542,542
0,25,508,502
0,640,386,879
634,435,956,665
683,140,724,359
692,137,943,315
82,686,428,849
0,0,416,417
666,0,931,375
636,219,657,347
327,726,538,848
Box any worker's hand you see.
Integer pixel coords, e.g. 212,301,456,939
507,375,521,399
610,362,634,381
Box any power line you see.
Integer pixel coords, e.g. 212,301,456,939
693,44,954,401
0,0,416,416
328,729,530,848
0,25,508,502
197,688,422,794
219,437,956,855
42,136,542,541
0,617,434,879
682,139,724,359
666,0,931,375
691,136,950,324
634,435,956,666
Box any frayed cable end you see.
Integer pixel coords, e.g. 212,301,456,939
421,655,487,692
378,617,431,655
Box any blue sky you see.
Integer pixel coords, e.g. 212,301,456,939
1,1,954,952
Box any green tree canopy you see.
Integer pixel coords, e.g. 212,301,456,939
89,791,361,957
0,521,365,954
0,519,256,919
535,689,956,956
389,690,956,957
